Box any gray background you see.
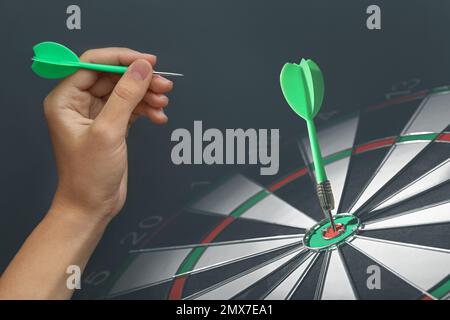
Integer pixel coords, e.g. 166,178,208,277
0,0,449,273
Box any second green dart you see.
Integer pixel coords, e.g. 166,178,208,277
280,58,337,232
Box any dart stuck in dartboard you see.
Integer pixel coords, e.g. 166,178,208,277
280,59,340,233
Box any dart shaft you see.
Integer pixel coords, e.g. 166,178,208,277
326,210,336,231
77,62,183,77
76,61,127,74
306,119,327,183
305,120,336,227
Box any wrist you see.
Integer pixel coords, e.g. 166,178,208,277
49,191,113,230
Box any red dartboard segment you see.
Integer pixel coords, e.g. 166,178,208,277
437,132,450,142
353,137,397,154
168,217,236,299
169,276,187,300
366,90,428,111
268,167,309,192
201,217,235,244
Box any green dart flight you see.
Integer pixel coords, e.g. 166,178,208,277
31,41,183,79
280,58,336,230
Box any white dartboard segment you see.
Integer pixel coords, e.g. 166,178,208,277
264,253,318,300
349,236,450,294
192,248,304,300
194,237,303,271
240,194,317,229
190,175,263,216
320,249,357,300
364,201,450,230
374,159,450,211
350,142,429,212
110,248,191,296
110,236,302,297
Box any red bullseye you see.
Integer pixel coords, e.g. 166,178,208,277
321,223,346,240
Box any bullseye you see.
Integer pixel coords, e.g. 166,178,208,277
303,214,360,250
322,223,346,239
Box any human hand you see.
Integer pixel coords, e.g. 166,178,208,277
44,48,173,222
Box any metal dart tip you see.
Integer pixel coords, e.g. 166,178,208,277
154,71,184,77
326,210,337,232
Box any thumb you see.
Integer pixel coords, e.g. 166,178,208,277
95,59,153,132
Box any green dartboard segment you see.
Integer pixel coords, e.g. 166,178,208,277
303,214,360,250
280,59,327,183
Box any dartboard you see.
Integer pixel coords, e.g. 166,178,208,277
78,85,450,300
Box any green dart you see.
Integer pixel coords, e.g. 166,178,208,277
31,41,183,79
280,58,336,231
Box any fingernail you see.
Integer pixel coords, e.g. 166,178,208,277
145,54,157,64
130,59,151,81
160,94,169,105
160,110,168,122
161,76,173,87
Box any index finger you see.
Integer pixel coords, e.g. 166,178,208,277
62,47,157,90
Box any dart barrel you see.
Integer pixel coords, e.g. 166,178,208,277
316,180,335,211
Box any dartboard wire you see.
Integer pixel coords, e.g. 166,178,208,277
168,181,304,299
186,201,311,231
371,157,450,213
366,89,429,112
245,174,320,228
107,240,304,299
315,247,359,300
336,111,363,214
284,252,319,300
354,234,450,254
337,245,361,300
346,237,437,299
347,95,432,214
262,251,319,300
97,209,186,298
359,179,450,224
241,173,320,229
106,279,173,299
167,240,304,278
355,235,450,296
267,132,450,194
350,134,446,216
348,141,417,216
184,246,307,300
185,242,303,281
184,206,239,218
231,250,317,300
129,234,304,254
268,89,449,206
313,250,330,300
361,199,450,230
350,94,450,215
